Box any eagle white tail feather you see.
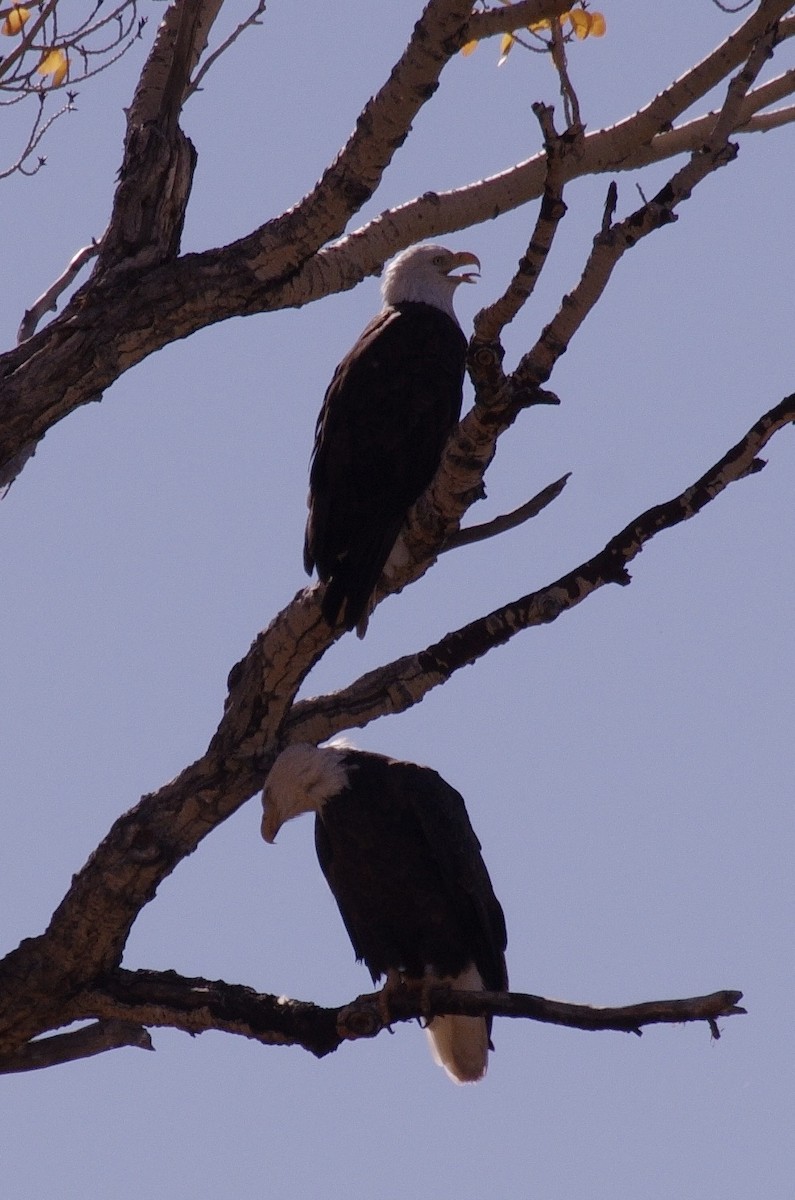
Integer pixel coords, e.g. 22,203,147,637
425,964,489,1084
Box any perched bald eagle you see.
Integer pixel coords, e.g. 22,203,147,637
261,742,508,1084
304,244,480,635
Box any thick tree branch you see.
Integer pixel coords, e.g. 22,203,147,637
465,0,573,42
0,0,478,481
97,0,221,268
79,969,343,1058
125,0,224,127
205,0,479,288
622,68,795,166
742,97,795,126
0,589,334,1054
594,0,792,150
9,969,742,1072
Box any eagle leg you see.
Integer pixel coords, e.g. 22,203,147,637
377,971,441,1029
376,968,405,1030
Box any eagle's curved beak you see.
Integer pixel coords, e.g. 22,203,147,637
261,797,280,844
447,251,481,285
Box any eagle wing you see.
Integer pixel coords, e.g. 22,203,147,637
403,763,509,995
304,303,466,629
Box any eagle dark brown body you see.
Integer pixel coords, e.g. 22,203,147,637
262,743,508,1083
303,244,479,634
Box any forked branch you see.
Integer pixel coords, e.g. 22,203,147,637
391,17,782,596
286,393,795,744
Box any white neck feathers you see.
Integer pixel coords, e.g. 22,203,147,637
381,245,463,322
262,744,350,840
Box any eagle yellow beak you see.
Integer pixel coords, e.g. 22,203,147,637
447,251,481,285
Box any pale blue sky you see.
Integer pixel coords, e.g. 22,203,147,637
2,4,793,1198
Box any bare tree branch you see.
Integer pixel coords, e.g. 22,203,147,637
9,969,741,1071
186,1,268,99
503,15,778,402
97,0,222,268
0,585,334,1053
473,101,574,347
2,376,788,1060
465,0,574,42
0,1,144,176
373,19,782,596
0,91,75,182
17,239,101,343
223,0,479,278
741,97,795,127
2,4,792,487
336,984,747,1041
285,394,795,745
0,1021,153,1075
442,474,570,552
313,0,795,293
623,68,795,165
0,0,790,1093
79,969,343,1058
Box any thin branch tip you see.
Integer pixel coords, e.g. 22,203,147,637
334,982,746,1044
444,473,570,552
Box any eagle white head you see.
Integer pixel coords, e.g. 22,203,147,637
381,244,480,321
261,743,350,843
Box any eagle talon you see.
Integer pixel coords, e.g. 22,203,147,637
376,968,404,1030
422,979,449,1024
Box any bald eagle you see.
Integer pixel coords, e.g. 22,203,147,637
261,743,508,1084
304,244,480,635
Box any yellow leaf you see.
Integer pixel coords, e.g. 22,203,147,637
569,9,607,39
460,39,478,56
1,5,30,36
37,47,69,87
497,32,515,66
